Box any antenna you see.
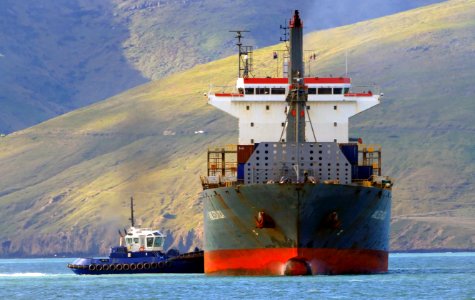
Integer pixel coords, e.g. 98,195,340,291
230,30,250,78
280,22,289,42
129,196,135,227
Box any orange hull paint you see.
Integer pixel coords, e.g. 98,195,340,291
205,248,388,276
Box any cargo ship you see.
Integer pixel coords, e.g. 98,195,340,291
200,10,393,276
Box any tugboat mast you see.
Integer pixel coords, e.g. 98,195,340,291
129,196,135,227
285,10,307,143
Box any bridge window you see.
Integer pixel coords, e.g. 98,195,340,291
333,88,343,94
246,105,250,110
238,88,244,94
334,122,337,127
334,105,337,110
271,88,286,94
266,105,270,110
256,88,270,95
308,88,316,94
318,88,332,95
344,87,350,94
251,122,254,127
245,88,255,94
281,122,285,127
251,139,254,144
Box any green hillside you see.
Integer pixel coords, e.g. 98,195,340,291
0,0,474,256
0,0,442,133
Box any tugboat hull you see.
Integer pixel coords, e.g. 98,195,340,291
203,183,391,275
68,251,204,275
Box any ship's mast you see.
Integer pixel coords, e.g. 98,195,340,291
285,10,307,143
230,30,252,78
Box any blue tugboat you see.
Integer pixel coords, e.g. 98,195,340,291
67,197,203,275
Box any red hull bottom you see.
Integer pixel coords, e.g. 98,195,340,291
205,248,388,275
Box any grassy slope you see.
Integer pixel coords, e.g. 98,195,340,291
0,0,474,256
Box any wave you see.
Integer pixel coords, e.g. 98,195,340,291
0,272,67,277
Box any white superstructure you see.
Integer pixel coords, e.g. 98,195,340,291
209,77,380,144
123,226,166,252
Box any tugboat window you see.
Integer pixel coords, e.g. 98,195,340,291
134,238,139,244
147,237,154,247
245,88,254,94
154,237,164,247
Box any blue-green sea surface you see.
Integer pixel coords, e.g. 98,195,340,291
0,253,474,299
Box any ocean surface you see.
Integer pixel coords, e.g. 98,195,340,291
0,253,474,299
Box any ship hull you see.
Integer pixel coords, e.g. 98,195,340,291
202,183,391,276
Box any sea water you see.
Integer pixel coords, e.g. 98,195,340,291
0,253,474,299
